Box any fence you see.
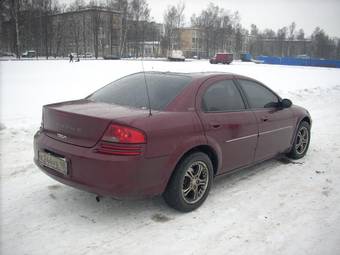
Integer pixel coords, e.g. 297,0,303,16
256,56,340,68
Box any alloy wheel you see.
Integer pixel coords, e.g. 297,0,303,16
295,126,309,155
181,161,209,204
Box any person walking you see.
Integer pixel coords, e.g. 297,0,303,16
69,53,74,62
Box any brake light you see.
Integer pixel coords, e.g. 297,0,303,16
101,124,146,144
95,142,142,156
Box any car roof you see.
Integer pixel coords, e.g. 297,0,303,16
137,71,235,80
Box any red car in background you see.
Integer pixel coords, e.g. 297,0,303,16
34,72,311,212
210,53,233,64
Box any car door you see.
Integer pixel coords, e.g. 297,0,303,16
237,79,295,162
197,76,258,174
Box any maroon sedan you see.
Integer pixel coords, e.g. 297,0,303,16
34,72,311,212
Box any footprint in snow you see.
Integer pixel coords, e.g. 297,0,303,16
151,213,172,223
48,184,62,190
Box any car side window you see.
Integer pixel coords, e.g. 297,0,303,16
238,79,279,108
202,80,245,112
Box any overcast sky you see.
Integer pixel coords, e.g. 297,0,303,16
146,0,340,37
60,0,340,37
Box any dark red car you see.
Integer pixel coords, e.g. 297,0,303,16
34,72,311,212
210,53,233,64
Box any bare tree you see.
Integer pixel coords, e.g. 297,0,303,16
191,3,220,57
118,0,129,57
287,22,296,56
219,13,233,53
163,5,178,50
10,0,21,58
296,28,305,40
164,2,185,50
42,0,53,59
130,0,150,57
277,26,287,56
336,40,340,59
311,27,337,59
288,22,296,40
68,0,85,56
191,4,240,57
234,24,243,55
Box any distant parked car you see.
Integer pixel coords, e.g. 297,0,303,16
22,50,36,58
0,52,16,57
34,72,311,212
210,53,233,64
103,55,121,60
79,52,93,58
120,54,134,58
167,50,185,61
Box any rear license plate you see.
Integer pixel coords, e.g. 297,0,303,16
38,151,68,175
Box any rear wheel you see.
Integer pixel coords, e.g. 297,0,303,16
163,152,213,212
287,121,311,159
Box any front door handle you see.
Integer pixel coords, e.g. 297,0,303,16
261,116,269,122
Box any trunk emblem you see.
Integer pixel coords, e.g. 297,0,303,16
57,133,67,139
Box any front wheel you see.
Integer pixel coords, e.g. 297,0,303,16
287,121,311,159
163,152,213,212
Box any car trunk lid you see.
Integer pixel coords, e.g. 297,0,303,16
43,99,149,148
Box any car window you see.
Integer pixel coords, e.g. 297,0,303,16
202,80,245,112
238,79,279,108
88,73,192,110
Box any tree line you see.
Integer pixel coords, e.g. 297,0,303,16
1,0,339,59
163,2,340,59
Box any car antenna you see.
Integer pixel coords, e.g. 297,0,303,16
140,56,152,117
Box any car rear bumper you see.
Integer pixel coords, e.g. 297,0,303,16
33,131,169,199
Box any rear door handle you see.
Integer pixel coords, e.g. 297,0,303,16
261,116,269,122
211,124,221,129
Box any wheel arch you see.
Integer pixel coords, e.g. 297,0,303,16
178,145,219,176
164,144,220,192
290,115,312,148
301,116,311,126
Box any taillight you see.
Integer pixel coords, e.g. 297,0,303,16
95,124,146,156
95,142,142,156
101,124,146,144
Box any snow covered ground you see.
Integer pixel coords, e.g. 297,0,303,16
1,59,340,255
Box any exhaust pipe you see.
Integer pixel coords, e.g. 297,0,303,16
95,195,102,202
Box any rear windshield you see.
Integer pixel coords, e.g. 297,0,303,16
88,73,192,110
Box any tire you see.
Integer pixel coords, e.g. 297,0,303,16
163,152,214,212
287,121,311,159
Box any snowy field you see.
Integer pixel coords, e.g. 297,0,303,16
1,59,340,255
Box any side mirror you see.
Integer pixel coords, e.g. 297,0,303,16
280,98,292,108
